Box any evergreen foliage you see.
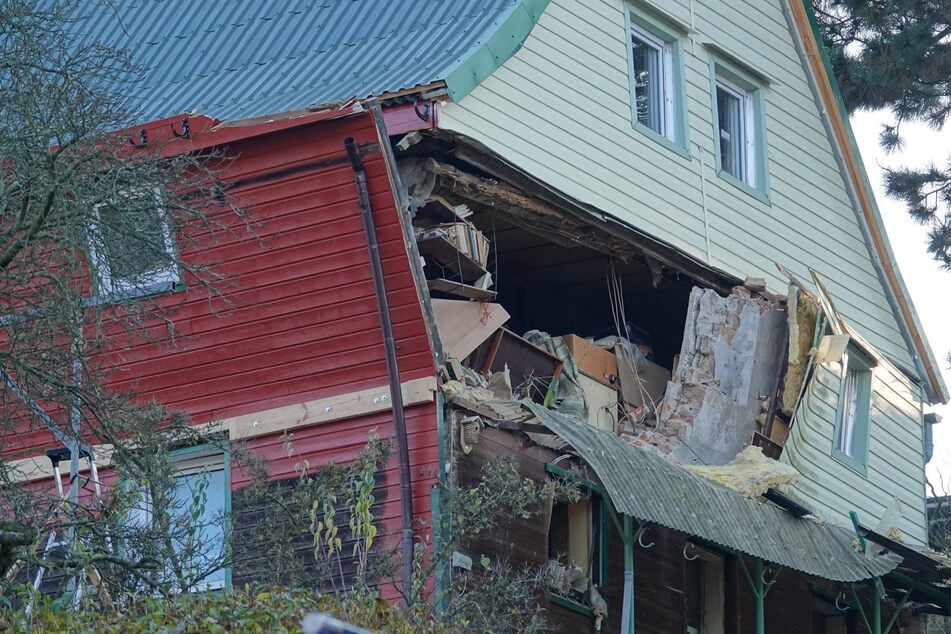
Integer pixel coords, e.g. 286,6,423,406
813,0,951,267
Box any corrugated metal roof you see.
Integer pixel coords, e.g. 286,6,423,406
526,402,899,582
67,0,527,123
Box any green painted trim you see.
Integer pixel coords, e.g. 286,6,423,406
549,593,595,617
624,3,691,154
707,54,771,200
883,587,912,634
810,584,858,611
887,570,951,614
545,463,607,496
595,496,608,588
443,0,551,103
622,514,635,634
798,0,947,404
430,487,450,616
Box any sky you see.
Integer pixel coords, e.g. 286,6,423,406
850,110,951,492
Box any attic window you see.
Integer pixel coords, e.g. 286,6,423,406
715,77,754,183
88,188,179,298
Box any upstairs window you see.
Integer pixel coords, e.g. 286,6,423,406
715,77,754,183
710,58,769,196
833,346,873,472
631,24,674,137
88,188,179,298
627,6,686,151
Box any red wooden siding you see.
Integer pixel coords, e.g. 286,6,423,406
4,112,437,462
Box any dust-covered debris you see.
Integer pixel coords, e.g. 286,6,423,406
685,445,799,498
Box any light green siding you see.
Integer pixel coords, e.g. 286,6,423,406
781,360,927,545
437,0,916,370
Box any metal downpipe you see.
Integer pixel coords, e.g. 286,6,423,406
345,137,415,600
621,514,635,633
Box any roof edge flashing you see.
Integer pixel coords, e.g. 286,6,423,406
443,0,551,103
787,0,948,404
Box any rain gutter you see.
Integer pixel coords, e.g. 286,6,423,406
344,137,415,600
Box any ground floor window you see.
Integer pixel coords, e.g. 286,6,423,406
126,445,229,592
684,543,726,634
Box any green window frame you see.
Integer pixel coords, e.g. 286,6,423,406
709,56,770,201
625,4,689,156
126,444,231,592
545,464,609,617
832,346,873,474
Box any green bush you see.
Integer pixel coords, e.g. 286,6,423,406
1,586,454,633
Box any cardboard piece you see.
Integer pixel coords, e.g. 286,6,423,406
562,334,618,386
431,299,510,360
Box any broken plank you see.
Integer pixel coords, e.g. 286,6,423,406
431,298,510,361
427,278,496,301
494,420,559,434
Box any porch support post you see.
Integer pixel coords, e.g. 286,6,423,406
872,577,882,634
737,556,779,634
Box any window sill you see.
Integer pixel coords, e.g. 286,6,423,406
549,593,595,617
832,449,868,476
715,169,770,205
632,122,691,160
87,279,183,307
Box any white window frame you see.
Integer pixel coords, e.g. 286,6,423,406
708,54,770,199
630,23,675,139
626,6,687,152
714,75,756,187
87,187,179,298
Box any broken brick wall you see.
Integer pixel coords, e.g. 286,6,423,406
625,286,787,465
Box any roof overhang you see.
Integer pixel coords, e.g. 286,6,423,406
527,402,900,582
784,0,948,404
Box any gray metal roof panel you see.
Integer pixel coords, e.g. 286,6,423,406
526,402,900,582
69,0,522,122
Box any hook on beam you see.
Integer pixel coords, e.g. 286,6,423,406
170,117,190,138
637,526,655,549
129,128,148,148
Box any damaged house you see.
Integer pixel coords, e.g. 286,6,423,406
5,0,951,632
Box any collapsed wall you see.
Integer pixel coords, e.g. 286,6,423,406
625,286,787,465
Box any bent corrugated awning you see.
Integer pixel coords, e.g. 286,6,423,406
526,402,899,582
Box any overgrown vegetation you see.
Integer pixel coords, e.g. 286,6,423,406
0,0,249,605
1,585,455,633
231,435,578,633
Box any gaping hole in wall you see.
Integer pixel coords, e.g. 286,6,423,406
399,147,794,466
413,200,693,369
